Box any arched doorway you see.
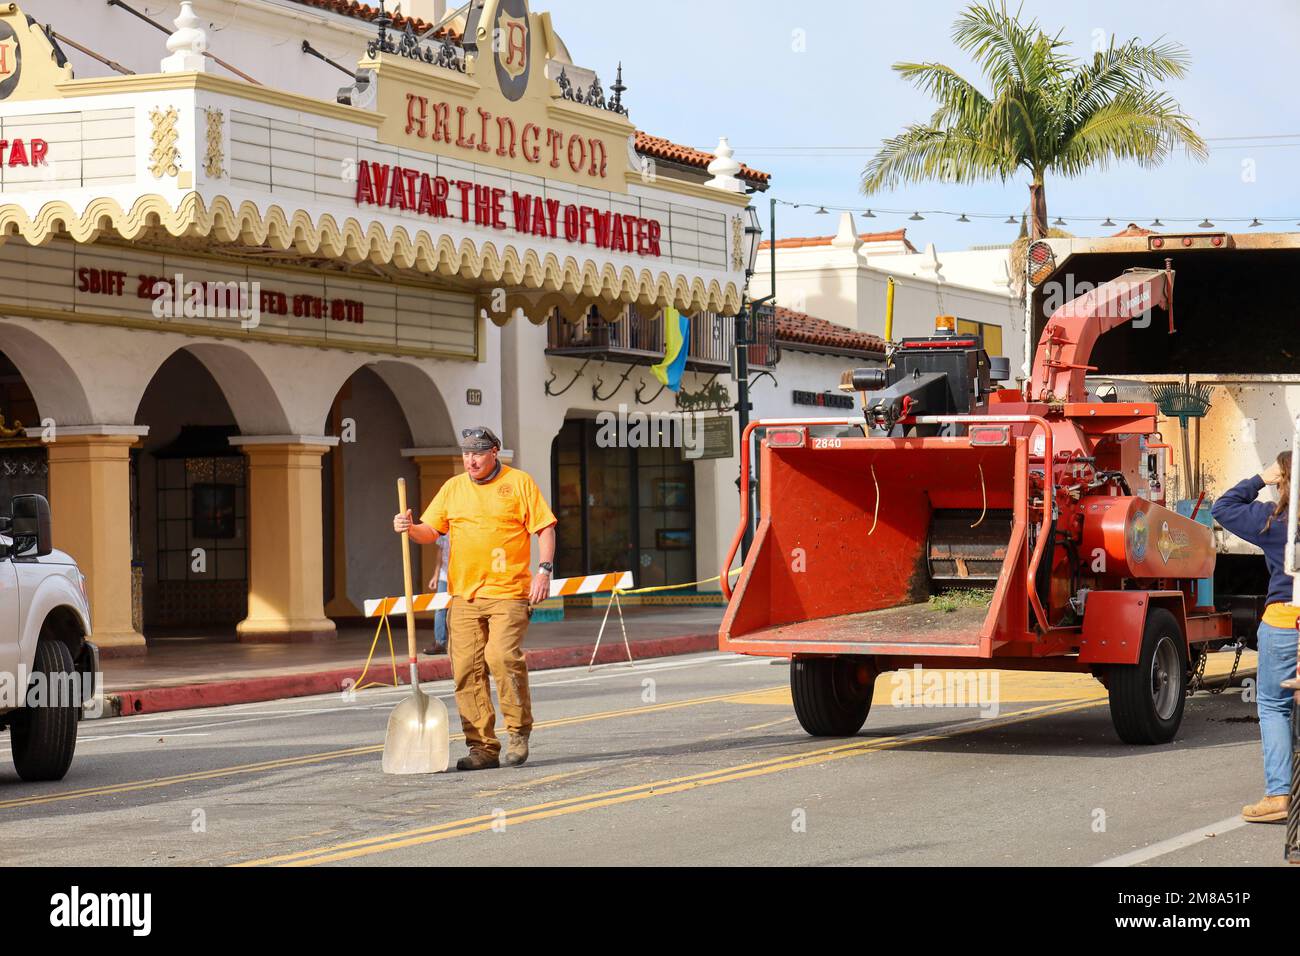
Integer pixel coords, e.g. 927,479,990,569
321,360,452,616
134,350,247,633
0,349,46,511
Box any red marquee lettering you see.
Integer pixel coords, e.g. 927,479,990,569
521,123,541,163
405,94,428,138
496,115,516,157
431,102,452,143
432,175,450,217
476,108,492,153
531,195,548,237
351,160,663,258
566,134,587,174
491,187,507,229
455,106,476,148
417,172,436,215
546,128,563,169
512,191,534,233
504,21,527,70
588,138,607,178
355,160,375,204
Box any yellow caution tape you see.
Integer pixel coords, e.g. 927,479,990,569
613,567,740,596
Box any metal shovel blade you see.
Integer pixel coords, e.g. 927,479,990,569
382,683,450,774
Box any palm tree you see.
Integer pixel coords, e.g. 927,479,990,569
861,1,1207,239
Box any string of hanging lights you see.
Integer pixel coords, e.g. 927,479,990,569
773,197,1299,229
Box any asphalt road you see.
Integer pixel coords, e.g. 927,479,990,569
0,652,1289,867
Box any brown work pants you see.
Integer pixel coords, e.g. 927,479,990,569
447,596,533,756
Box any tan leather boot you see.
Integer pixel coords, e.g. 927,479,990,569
504,734,529,767
455,748,499,772
1241,794,1289,823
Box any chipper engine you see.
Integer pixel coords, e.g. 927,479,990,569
720,264,1233,744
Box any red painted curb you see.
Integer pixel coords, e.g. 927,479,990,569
106,632,719,717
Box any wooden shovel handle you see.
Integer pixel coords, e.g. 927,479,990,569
397,478,418,662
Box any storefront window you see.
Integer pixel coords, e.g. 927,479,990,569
552,419,696,587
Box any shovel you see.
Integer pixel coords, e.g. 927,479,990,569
382,477,450,774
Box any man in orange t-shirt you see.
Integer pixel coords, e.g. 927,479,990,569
393,426,556,771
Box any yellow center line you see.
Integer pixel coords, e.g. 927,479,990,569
239,694,1109,867
741,716,797,731
0,685,784,812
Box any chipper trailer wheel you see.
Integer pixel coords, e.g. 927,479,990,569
791,656,875,737
1106,608,1187,745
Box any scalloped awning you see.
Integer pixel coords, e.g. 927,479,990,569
0,192,744,318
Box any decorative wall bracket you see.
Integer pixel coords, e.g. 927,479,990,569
634,378,666,405
544,356,594,397
592,362,636,402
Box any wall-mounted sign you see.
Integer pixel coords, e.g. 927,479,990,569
403,96,610,179
466,388,483,406
366,0,633,191
792,390,855,410
1,240,477,358
683,416,734,461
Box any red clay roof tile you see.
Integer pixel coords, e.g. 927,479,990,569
634,132,769,184
759,229,916,252
773,306,885,356
289,0,459,40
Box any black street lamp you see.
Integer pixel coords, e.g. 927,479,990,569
735,199,774,561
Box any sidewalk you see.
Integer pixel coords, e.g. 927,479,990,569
98,606,725,718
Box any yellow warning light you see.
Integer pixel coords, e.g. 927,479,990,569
935,315,956,333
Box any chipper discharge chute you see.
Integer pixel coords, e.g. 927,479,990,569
721,267,1232,745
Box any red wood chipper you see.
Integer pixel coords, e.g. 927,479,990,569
720,264,1234,744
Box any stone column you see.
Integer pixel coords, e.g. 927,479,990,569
42,426,149,657
230,435,338,642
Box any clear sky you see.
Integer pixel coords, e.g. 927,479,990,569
542,0,1300,251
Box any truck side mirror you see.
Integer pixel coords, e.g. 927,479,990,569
11,493,52,557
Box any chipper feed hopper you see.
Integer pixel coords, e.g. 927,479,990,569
721,265,1233,744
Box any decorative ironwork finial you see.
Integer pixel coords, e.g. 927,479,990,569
610,62,627,115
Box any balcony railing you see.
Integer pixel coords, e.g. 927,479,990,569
546,305,777,370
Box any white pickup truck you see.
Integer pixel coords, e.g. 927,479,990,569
0,493,98,781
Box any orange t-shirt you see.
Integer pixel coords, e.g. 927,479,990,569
420,465,557,601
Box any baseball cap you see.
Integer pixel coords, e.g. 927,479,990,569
459,426,501,452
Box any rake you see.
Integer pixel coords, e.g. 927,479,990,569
1150,382,1213,501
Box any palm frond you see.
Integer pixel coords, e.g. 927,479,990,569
952,0,1071,90
861,126,1013,194
1051,90,1207,175
893,61,992,130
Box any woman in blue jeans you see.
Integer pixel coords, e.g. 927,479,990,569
1211,452,1299,823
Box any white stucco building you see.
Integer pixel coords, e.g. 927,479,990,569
748,212,1025,375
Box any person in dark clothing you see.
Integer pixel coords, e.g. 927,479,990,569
1210,453,1298,823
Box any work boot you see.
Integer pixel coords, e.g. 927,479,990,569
1241,794,1289,823
504,733,530,767
456,748,499,772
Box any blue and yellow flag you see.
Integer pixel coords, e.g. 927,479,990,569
651,307,690,392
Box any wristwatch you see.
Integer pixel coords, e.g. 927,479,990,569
538,561,554,575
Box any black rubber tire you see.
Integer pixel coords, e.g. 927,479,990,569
10,640,79,782
1106,608,1187,745
791,656,875,737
